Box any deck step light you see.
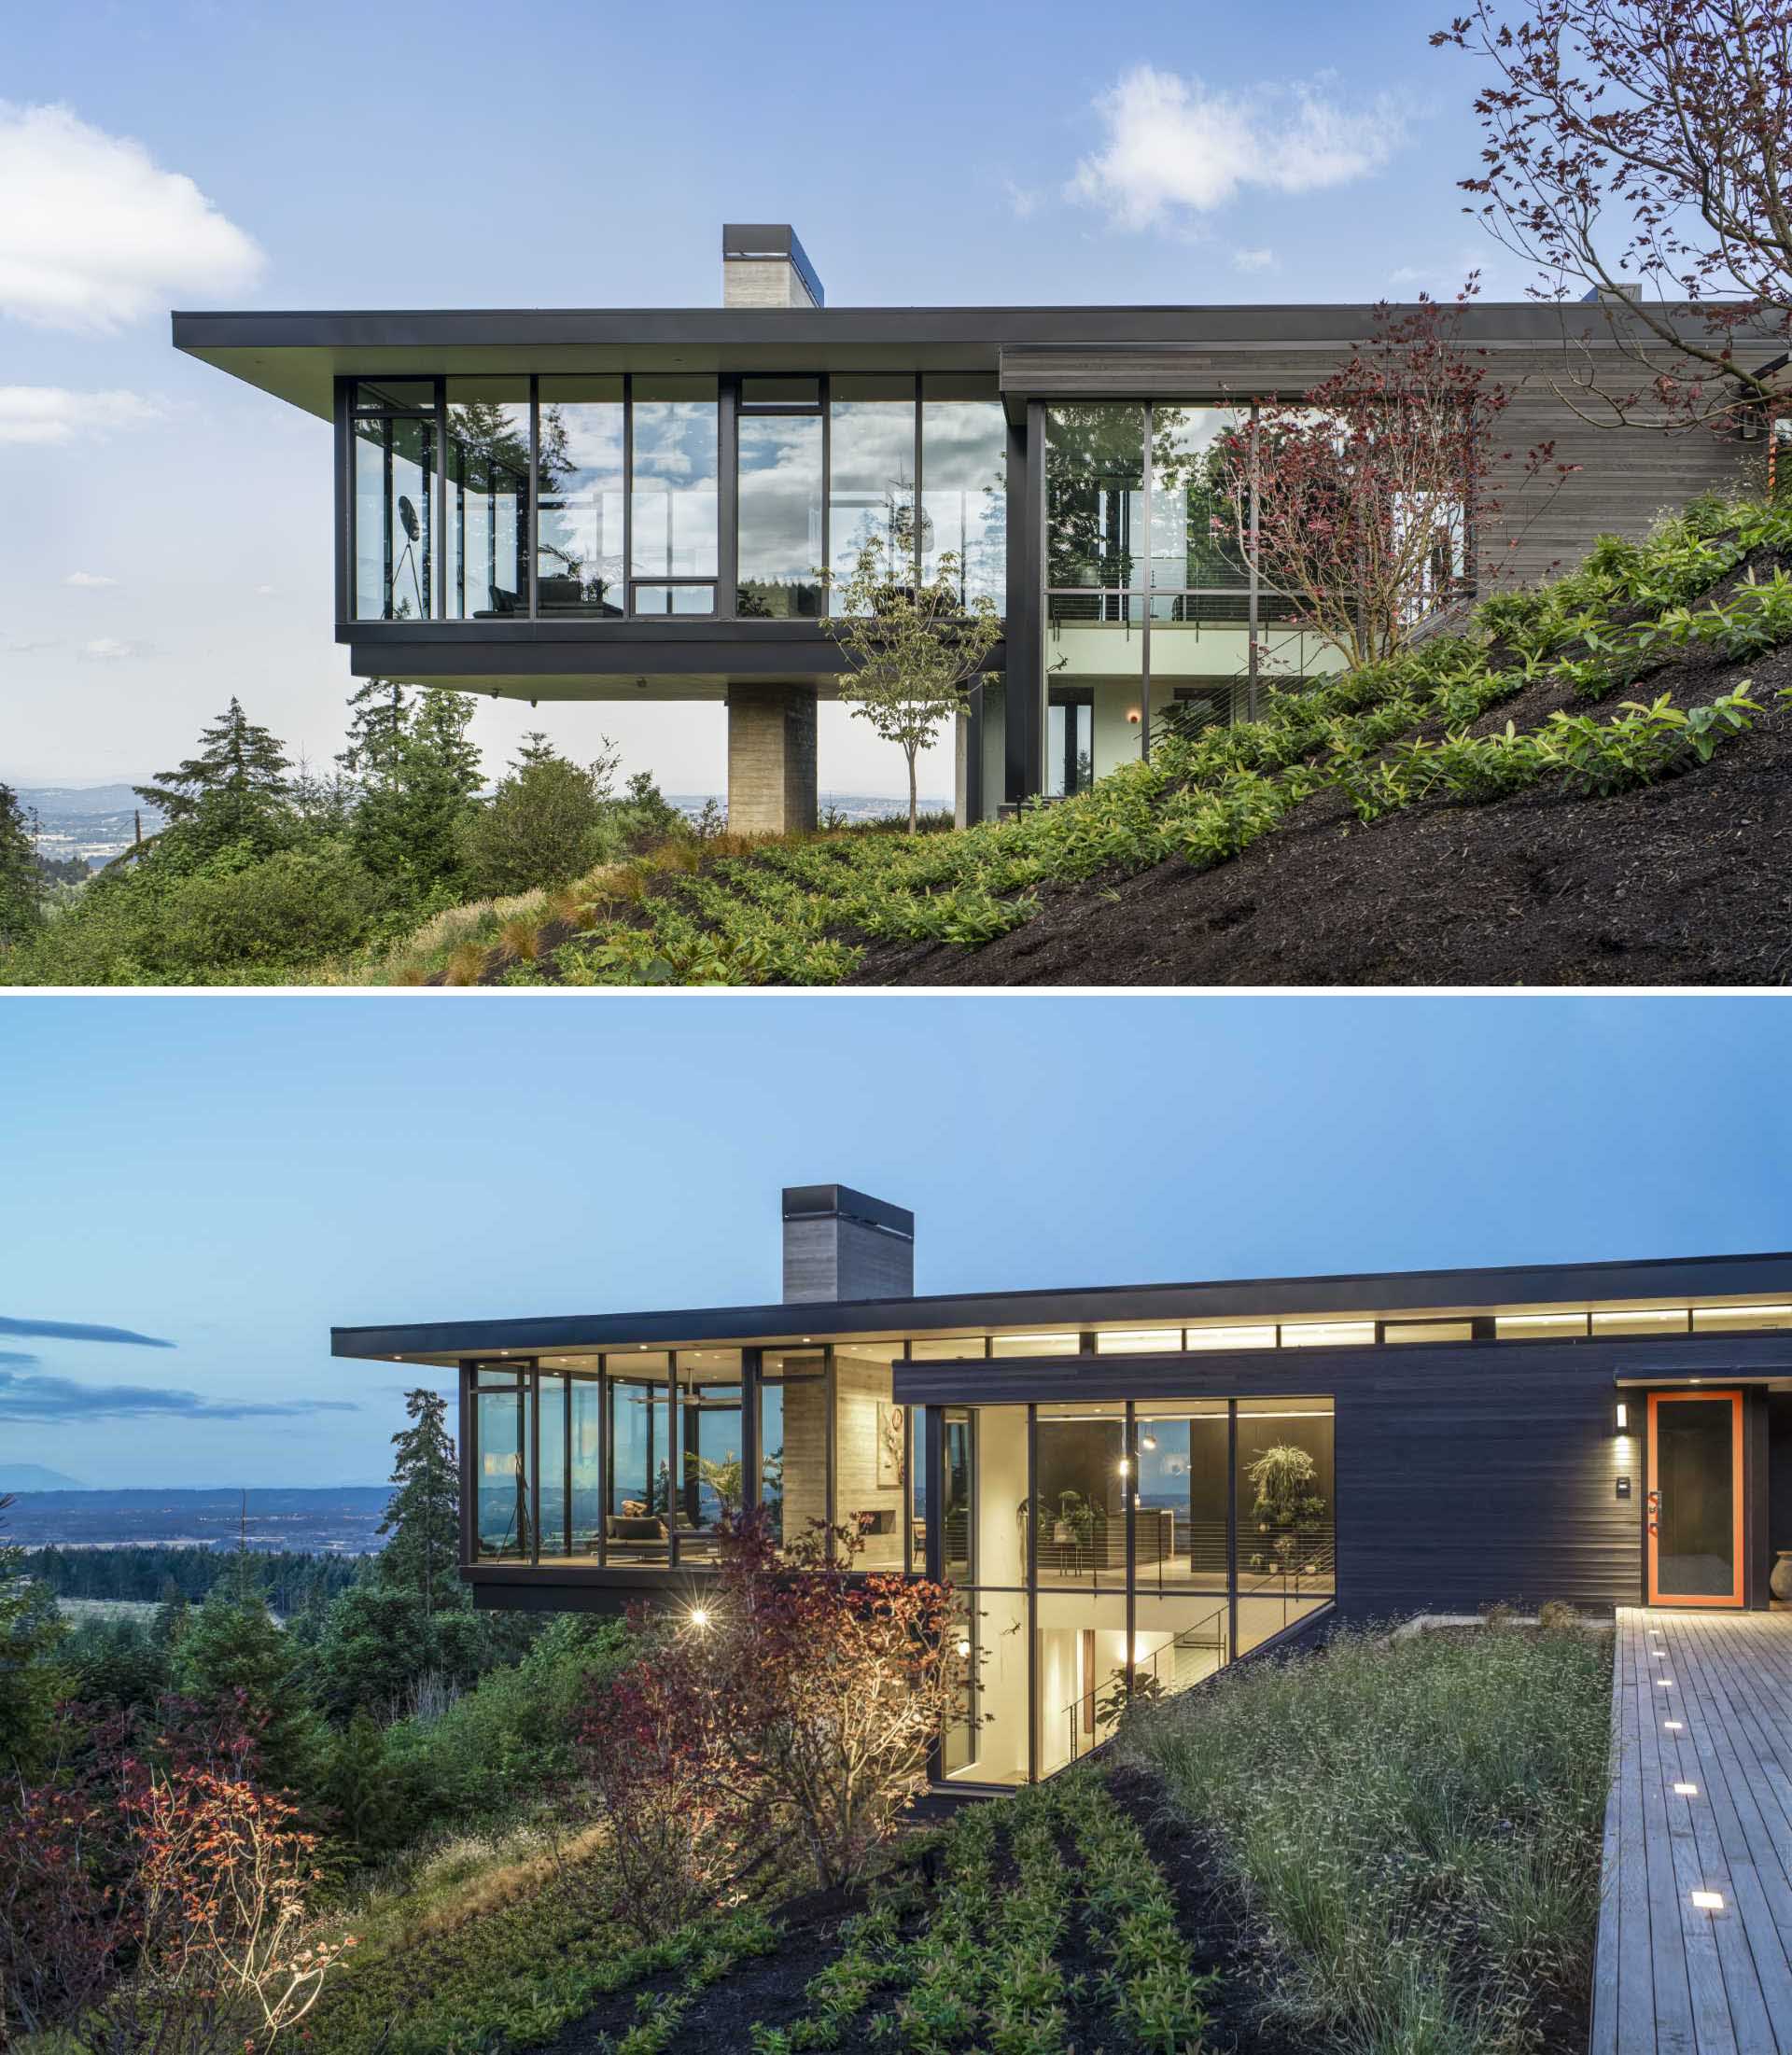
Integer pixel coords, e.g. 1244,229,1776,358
1664,1720,1685,1731
1691,1892,1725,1910
1673,1782,1699,1796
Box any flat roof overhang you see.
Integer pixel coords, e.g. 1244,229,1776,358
330,1250,1792,1370
173,301,1776,424
891,1329,1792,1405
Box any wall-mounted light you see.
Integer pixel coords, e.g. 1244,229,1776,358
1140,1433,1158,1451
1126,707,1141,725
1615,1401,1628,1433
687,1606,711,1632
956,1637,971,1658
1117,1457,1131,1477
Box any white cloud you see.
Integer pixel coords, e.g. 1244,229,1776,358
0,386,166,445
1002,177,1041,220
1070,66,1403,229
254,584,276,596
78,637,147,662
6,638,60,654
64,570,118,588
0,103,264,330
1233,247,1278,273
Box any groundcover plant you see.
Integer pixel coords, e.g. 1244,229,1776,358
361,490,1792,988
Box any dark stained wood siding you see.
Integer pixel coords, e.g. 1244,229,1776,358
1336,1340,1639,1616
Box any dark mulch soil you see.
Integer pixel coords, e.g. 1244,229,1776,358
1094,1762,1310,2055
851,638,1792,987
541,1877,872,2055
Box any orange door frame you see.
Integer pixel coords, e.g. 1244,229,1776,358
1645,1389,1745,1608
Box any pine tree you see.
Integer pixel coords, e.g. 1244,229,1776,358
349,689,483,888
377,1388,461,1618
337,678,413,779
0,784,45,946
136,697,294,859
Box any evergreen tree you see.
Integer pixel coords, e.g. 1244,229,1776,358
321,1708,402,1856
0,1499,66,1776
377,1388,461,1617
337,678,413,779
349,689,483,888
136,697,294,860
172,1576,323,1793
0,784,45,945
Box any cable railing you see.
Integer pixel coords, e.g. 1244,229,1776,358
1059,1595,1231,1768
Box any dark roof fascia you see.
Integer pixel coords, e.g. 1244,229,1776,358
329,1250,1792,1364
172,301,1785,356
890,1328,1792,1405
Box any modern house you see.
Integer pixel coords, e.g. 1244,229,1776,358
175,227,1766,832
331,1183,1792,1787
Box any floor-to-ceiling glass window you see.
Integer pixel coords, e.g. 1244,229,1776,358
1043,403,1146,782
606,1356,671,1564
630,377,719,615
537,378,624,617
829,378,917,606
1032,1400,1129,1777
472,1363,530,1560
672,1349,744,1562
537,1372,569,1559
1236,1396,1336,1651
353,381,437,622
921,379,1006,608
445,378,530,619
1148,404,1253,725
570,1374,603,1559
737,383,824,619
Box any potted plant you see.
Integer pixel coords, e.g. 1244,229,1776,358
1245,1444,1327,1581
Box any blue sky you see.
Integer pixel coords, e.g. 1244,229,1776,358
4,0,1513,798
3,993,1789,1489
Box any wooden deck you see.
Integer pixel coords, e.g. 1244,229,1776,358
1591,1609,1792,2055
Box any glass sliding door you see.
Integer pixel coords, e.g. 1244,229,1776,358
1236,1398,1336,1651
1648,1391,1744,1605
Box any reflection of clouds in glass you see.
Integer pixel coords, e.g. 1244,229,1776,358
740,417,823,579
634,403,716,487
832,402,914,494
561,409,623,477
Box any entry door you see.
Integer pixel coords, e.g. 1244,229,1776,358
1047,691,1094,798
1646,1391,1744,1607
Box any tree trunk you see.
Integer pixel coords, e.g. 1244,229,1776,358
906,750,918,834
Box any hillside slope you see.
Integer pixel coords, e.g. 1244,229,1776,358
860,648,1792,987
361,492,1792,990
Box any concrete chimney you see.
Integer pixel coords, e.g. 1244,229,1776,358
723,224,824,309
781,1185,913,1304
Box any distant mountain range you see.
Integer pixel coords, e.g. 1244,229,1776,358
0,1487,389,1552
0,1462,85,1491
12,785,164,871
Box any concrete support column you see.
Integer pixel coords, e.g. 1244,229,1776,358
726,683,818,835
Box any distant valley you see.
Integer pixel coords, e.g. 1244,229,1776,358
0,1486,388,1552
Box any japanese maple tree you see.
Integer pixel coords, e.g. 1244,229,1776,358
1435,2,1792,429
1224,292,1563,667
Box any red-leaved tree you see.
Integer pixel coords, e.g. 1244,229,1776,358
577,1513,968,1916
1435,2,1792,430
0,1696,354,2053
1221,292,1568,667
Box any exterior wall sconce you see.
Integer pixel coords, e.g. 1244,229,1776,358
1615,1401,1628,1432
1126,707,1141,725
1117,1457,1131,1477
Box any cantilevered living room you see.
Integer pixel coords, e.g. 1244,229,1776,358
331,1181,1792,1788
